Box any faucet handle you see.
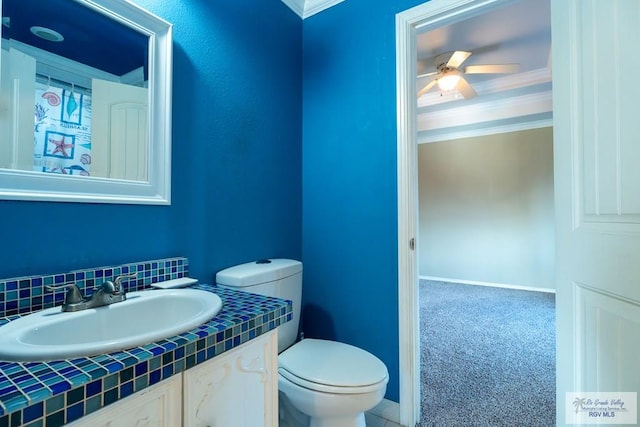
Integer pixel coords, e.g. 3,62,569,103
101,272,138,295
114,272,138,287
45,283,84,304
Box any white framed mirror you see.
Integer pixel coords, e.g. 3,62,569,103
0,0,172,204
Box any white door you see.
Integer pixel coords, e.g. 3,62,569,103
553,1,640,425
91,79,148,181
0,47,36,171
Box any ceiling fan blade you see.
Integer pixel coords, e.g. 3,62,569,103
417,70,438,79
417,79,438,98
456,77,477,99
446,51,472,69
464,64,520,74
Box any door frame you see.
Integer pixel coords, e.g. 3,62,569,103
396,0,526,424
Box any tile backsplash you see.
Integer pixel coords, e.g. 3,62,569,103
0,257,189,318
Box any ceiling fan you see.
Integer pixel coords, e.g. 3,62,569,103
417,50,519,99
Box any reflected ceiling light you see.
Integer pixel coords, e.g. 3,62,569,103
30,26,64,42
437,70,461,92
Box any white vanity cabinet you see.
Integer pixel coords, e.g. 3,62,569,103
65,330,278,426
183,329,278,427
68,374,182,427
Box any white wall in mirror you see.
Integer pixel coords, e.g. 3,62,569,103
0,0,172,204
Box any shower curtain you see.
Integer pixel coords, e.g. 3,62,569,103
34,82,92,175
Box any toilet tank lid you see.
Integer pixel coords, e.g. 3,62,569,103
216,259,302,287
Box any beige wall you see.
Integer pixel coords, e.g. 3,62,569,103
418,127,555,289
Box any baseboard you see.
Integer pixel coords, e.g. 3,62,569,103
420,275,556,294
367,398,401,425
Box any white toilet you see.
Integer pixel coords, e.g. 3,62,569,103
216,259,389,427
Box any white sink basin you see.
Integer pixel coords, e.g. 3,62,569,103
0,288,223,361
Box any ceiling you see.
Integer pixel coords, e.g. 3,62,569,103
415,0,552,143
1,0,147,78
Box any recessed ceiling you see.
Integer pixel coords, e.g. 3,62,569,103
416,0,552,143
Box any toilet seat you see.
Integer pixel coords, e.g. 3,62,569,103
278,339,389,394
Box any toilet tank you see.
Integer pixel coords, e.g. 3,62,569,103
216,259,302,353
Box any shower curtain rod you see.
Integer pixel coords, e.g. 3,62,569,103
35,73,92,95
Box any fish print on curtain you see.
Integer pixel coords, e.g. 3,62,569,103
34,82,92,175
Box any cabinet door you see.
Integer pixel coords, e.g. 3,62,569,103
183,330,278,427
68,374,182,427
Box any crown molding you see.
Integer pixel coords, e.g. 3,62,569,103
281,0,305,17
417,117,553,144
281,0,346,19
418,90,552,129
416,89,553,144
303,0,345,18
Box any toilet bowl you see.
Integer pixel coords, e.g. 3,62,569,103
216,259,389,427
277,338,388,427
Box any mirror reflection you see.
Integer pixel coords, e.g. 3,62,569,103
1,0,150,181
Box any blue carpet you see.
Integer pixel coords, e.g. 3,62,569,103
419,280,556,427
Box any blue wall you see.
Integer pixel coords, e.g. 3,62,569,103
301,0,425,402
0,0,432,404
0,1,302,282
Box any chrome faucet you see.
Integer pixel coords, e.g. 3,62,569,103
45,273,138,312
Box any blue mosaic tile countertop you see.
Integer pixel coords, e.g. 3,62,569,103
0,284,292,427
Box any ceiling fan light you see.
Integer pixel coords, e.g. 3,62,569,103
437,73,461,92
